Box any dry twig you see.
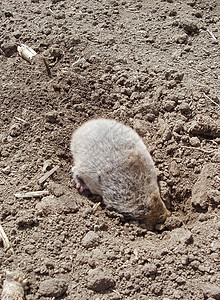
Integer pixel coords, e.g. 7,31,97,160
15,117,27,123
181,145,217,154
92,202,101,213
72,57,85,67
42,57,52,77
207,29,217,42
0,224,11,250
203,92,220,108
14,191,49,198
38,165,59,184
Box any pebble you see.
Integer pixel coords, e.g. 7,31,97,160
170,161,180,177
1,41,17,57
175,276,186,284
38,278,67,297
180,230,193,245
49,183,64,197
189,137,200,147
142,264,157,276
164,100,176,112
9,123,22,137
45,111,59,124
181,19,199,35
16,210,38,228
175,33,188,44
181,255,189,265
179,102,191,115
82,231,100,249
87,268,115,292
1,166,11,175
173,120,184,133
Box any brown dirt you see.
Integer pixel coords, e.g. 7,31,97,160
0,0,220,299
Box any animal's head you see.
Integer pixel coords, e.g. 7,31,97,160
144,194,171,229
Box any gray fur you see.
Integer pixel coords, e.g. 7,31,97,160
70,118,169,227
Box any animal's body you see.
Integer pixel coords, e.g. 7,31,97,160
70,118,169,228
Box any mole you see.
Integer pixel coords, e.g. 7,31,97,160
70,118,170,228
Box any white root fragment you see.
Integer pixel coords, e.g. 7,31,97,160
203,92,220,107
38,165,59,184
1,270,27,300
92,202,101,213
0,224,11,250
14,117,27,123
207,29,217,42
72,57,85,67
17,44,37,63
14,191,49,198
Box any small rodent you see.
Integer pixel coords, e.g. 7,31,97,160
70,118,170,228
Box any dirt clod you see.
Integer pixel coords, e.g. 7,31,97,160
87,268,116,292
82,231,100,249
38,278,68,297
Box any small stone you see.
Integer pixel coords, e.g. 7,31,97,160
173,120,184,133
170,161,180,177
49,183,64,197
164,100,176,112
170,228,193,246
82,231,100,249
1,42,17,57
189,137,200,147
181,255,189,265
53,13,65,19
142,264,157,276
180,230,193,245
45,111,59,124
151,283,163,295
173,290,183,299
208,189,220,206
179,102,191,115
181,19,199,35
16,210,38,228
176,276,186,284
175,33,188,44
4,11,13,17
169,9,177,16
1,166,11,175
87,268,115,292
211,241,220,252
194,11,203,18
13,31,22,38
38,278,67,297
202,283,220,300
50,47,63,59
133,119,148,136
9,123,22,137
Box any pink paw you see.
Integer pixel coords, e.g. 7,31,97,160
71,166,89,193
